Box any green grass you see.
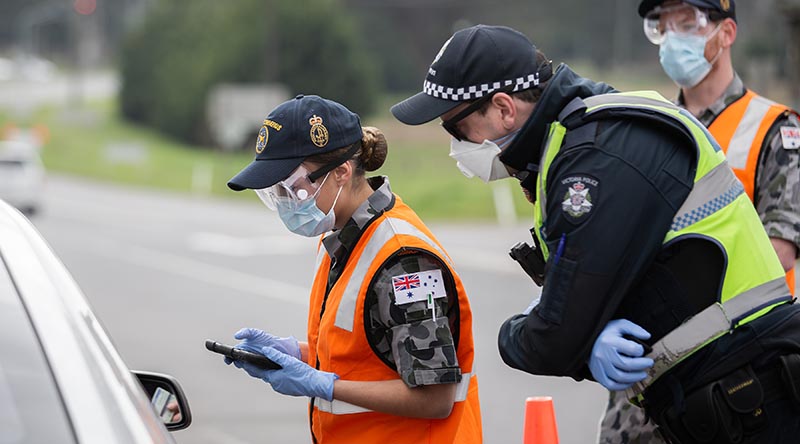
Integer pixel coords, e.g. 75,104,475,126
0,99,532,222
378,137,528,221
11,101,253,196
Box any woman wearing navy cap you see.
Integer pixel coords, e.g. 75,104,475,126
224,95,482,444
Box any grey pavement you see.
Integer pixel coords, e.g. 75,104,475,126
32,174,607,444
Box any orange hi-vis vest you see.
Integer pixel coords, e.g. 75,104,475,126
708,89,796,294
306,195,482,444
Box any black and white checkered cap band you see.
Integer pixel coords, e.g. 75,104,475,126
423,73,539,101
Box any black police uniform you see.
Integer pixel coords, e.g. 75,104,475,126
496,64,800,443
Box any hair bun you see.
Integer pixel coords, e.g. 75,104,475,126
360,127,388,172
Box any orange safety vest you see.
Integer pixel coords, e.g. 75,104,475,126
708,89,796,294
306,195,482,444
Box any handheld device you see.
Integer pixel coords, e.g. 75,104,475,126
622,334,653,356
205,340,282,370
509,241,546,287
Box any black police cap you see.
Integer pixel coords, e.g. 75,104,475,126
391,25,552,126
639,0,736,21
227,95,362,191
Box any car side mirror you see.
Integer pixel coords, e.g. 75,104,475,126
133,371,192,431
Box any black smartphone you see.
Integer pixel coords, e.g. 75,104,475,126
205,340,282,370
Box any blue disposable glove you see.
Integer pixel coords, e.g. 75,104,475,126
589,319,654,391
224,328,301,365
233,346,338,401
523,296,541,315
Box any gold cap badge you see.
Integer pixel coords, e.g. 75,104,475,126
309,115,329,148
720,0,730,11
255,126,268,154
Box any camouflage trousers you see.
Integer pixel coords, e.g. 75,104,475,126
598,390,667,444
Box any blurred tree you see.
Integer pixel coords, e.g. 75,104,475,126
119,0,378,145
272,0,379,117
343,0,468,92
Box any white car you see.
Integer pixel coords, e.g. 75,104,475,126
0,140,45,215
0,200,191,443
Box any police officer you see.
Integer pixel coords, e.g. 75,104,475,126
600,2,800,441
391,24,800,443
225,95,482,444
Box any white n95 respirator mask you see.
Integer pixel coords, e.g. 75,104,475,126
449,129,518,183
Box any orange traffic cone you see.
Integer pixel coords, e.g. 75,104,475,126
523,396,559,444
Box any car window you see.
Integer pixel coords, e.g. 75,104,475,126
0,252,76,444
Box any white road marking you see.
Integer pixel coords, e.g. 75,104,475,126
68,236,309,305
187,232,312,257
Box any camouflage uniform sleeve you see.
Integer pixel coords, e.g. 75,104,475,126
364,250,462,388
756,113,800,253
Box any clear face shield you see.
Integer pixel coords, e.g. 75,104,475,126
254,164,328,212
644,3,713,44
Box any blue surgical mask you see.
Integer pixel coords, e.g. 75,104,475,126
659,27,721,88
276,183,343,237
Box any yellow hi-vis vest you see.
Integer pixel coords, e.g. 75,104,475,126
532,91,792,400
307,195,482,444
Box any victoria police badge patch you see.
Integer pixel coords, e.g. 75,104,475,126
560,175,598,222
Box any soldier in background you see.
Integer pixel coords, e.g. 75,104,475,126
600,1,800,442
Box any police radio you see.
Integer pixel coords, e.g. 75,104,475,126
509,230,546,287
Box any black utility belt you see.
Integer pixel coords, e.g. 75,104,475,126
656,354,800,444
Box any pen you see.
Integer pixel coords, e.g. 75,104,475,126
553,233,566,265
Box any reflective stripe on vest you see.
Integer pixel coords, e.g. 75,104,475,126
670,161,744,232
726,94,776,170
333,217,452,332
313,372,476,415
626,278,791,399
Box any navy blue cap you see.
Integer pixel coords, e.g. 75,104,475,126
228,95,362,191
639,0,736,21
391,25,550,126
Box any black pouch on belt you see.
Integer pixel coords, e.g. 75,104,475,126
676,368,765,444
780,354,800,404
676,382,738,443
718,366,766,437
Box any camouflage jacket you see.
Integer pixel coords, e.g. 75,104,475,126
321,176,461,388
678,74,800,252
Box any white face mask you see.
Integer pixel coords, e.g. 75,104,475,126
448,129,519,183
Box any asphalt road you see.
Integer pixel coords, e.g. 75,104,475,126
31,175,607,444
